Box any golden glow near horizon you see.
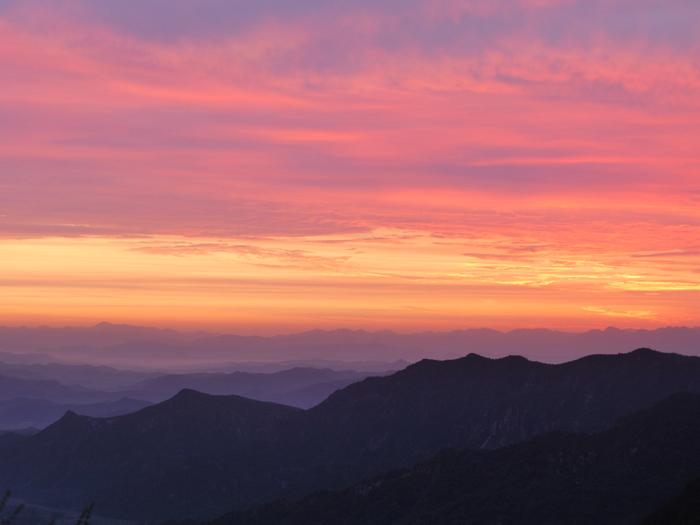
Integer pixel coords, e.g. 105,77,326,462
2,225,698,334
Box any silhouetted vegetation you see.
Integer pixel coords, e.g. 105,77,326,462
0,492,24,525
0,491,92,525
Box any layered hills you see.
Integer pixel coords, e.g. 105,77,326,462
3,323,700,367
2,349,700,522
211,392,700,525
0,365,385,429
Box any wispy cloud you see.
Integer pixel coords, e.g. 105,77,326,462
130,241,353,270
632,250,700,258
582,306,657,319
1,1,699,331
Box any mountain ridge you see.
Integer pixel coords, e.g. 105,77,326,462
3,324,700,367
2,348,700,522
208,392,700,525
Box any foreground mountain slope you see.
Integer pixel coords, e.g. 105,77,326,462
287,348,700,479
2,349,700,522
212,393,700,525
0,390,301,520
640,474,700,525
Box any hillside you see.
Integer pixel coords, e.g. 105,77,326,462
2,349,700,522
211,393,700,525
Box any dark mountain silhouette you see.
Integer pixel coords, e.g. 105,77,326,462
0,390,301,521
286,348,700,479
640,474,700,525
2,349,700,522
210,392,700,525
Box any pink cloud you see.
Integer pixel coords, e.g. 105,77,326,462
1,0,699,331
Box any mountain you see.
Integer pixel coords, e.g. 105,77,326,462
640,474,700,525
0,322,213,349
210,392,700,525
286,348,700,478
0,363,385,430
0,350,59,365
0,397,152,430
215,358,409,374
3,349,700,522
3,323,700,368
0,390,301,521
135,325,700,364
129,367,385,408
0,375,95,403
0,361,158,390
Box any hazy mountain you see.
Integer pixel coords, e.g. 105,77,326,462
191,325,700,363
3,349,700,522
0,397,152,430
214,359,410,374
0,361,159,390
0,364,388,430
0,350,61,365
129,367,386,408
3,323,700,368
0,375,95,403
211,392,700,525
0,322,214,350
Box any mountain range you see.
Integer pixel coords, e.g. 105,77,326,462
2,348,700,523
209,392,700,525
2,323,700,367
0,364,387,429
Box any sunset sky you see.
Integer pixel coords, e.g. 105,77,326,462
1,0,699,334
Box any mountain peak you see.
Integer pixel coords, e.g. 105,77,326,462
172,387,207,399
629,347,663,356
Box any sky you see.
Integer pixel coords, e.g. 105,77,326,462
1,0,699,335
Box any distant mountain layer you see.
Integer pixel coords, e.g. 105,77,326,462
0,322,213,349
2,349,700,522
0,361,158,390
0,364,387,430
129,367,380,408
0,397,152,430
2,323,700,366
